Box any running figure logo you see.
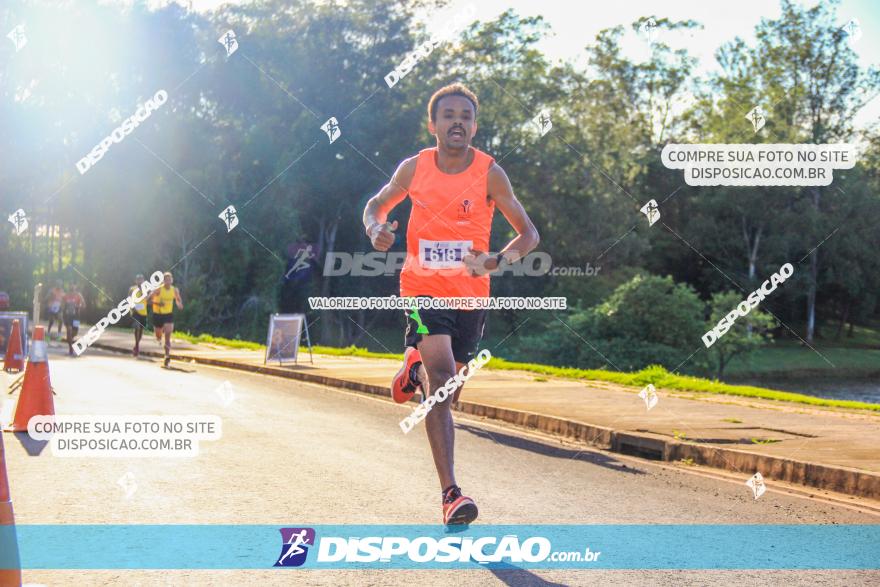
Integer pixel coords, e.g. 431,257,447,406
117,471,138,498
842,18,861,45
639,17,657,43
213,380,235,407
219,205,239,232
7,25,27,52
531,110,552,137
745,106,766,133
321,117,341,144
284,245,315,279
8,208,28,235
639,199,660,226
218,30,238,56
745,472,766,500
274,528,316,567
638,383,659,411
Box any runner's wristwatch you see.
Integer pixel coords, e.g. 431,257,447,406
494,252,507,269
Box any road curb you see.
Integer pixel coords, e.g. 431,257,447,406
92,342,880,500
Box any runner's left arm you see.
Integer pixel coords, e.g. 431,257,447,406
466,163,540,272
174,287,183,310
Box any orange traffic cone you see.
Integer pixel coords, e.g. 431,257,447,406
0,432,22,586
2,320,24,373
7,326,53,433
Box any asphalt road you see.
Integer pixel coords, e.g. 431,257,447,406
4,343,878,586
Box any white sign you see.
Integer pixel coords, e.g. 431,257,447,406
265,314,305,364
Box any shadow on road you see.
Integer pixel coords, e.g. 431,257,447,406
161,364,197,373
11,431,48,456
478,561,569,586
456,423,644,475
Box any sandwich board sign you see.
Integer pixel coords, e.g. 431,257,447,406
265,313,312,365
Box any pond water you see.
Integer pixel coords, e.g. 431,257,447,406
733,377,880,405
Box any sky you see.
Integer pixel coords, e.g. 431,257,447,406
162,0,880,127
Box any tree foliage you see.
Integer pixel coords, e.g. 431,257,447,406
1,0,877,370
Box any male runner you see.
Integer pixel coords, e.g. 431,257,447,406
62,284,85,356
45,281,65,341
363,83,540,525
129,274,149,357
149,272,183,367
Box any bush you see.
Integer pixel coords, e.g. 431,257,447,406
591,274,705,347
514,274,709,374
705,290,775,378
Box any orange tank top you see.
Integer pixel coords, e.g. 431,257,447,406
400,146,495,298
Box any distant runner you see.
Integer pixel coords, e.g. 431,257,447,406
45,281,65,341
363,83,540,525
150,272,183,367
129,274,149,358
62,284,85,356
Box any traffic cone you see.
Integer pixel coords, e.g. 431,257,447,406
2,320,24,373
7,326,53,433
0,432,22,586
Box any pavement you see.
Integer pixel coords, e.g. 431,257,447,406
2,344,879,585
88,327,880,502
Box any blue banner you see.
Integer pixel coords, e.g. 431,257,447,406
1,525,877,570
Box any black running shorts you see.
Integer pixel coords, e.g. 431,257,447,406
131,313,149,329
152,312,173,328
404,298,487,364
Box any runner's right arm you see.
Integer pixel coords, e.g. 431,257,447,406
363,156,417,252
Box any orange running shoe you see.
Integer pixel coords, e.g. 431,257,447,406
392,346,422,403
442,485,478,525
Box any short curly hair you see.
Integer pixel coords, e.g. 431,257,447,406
427,83,479,122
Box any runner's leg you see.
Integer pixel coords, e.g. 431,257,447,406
416,361,467,401
417,334,460,491
134,321,143,356
163,322,173,365
452,362,467,402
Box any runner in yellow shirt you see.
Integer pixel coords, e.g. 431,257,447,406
149,272,183,367
128,274,150,358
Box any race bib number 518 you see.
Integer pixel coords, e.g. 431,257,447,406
419,239,472,269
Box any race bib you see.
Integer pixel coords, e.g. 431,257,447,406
419,239,472,269
72,320,80,328
49,302,61,313
134,302,146,311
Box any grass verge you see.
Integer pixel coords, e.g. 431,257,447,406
172,332,880,412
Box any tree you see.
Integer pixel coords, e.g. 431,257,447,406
705,290,775,378
703,0,880,341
